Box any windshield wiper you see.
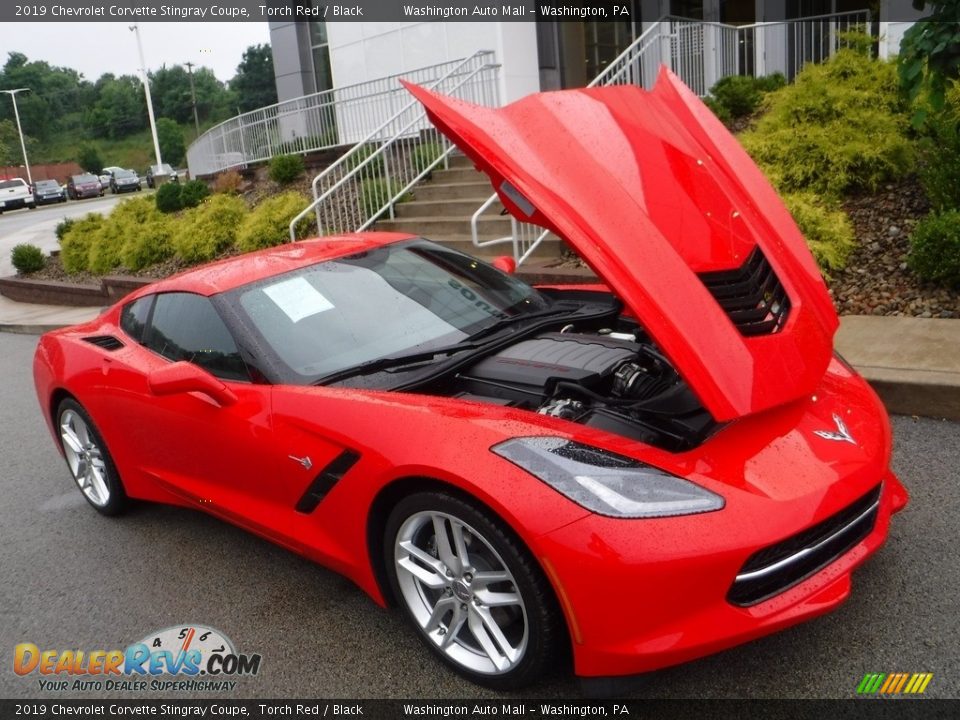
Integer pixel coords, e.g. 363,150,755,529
466,303,581,341
314,341,481,385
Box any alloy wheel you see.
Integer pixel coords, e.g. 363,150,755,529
393,510,529,675
59,409,111,507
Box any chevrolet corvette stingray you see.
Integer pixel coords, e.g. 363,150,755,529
33,70,908,689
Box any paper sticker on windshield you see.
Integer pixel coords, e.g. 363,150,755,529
264,276,334,322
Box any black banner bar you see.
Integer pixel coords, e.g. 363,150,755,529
0,0,935,23
0,699,958,720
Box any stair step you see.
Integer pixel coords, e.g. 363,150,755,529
430,167,487,183
445,154,476,170
395,198,506,218
411,182,494,201
376,215,514,237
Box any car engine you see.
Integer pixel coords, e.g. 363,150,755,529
454,331,718,451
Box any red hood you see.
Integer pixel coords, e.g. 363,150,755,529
403,69,838,422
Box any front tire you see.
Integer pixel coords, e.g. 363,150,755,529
56,399,127,516
384,492,562,689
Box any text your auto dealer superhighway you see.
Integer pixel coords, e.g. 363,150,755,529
46,4,248,18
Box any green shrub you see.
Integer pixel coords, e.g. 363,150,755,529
179,179,210,209
707,74,786,120
236,192,313,251
60,213,105,273
740,50,913,197
55,217,76,243
345,144,384,176
753,73,787,93
703,96,732,124
89,197,160,274
269,154,305,185
120,213,175,271
710,75,762,118
411,141,444,175
781,192,856,272
11,244,46,274
916,102,960,211
155,182,183,213
172,194,249,263
909,210,960,286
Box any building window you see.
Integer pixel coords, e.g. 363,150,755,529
310,18,332,92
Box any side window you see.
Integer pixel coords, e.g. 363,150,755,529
144,293,249,382
119,295,154,343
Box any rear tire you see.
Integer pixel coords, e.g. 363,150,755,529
384,491,563,689
56,399,127,516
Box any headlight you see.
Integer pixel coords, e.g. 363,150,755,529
492,437,724,518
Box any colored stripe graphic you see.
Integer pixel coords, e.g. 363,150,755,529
858,672,932,695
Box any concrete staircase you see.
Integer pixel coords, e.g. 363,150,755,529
374,154,564,261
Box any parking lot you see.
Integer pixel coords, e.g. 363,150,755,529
0,329,957,700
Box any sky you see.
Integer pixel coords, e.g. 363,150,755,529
0,22,272,83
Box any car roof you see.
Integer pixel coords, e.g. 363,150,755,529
128,232,418,299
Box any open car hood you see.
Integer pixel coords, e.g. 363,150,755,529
404,69,838,422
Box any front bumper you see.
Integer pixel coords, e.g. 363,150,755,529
529,361,908,678
0,196,34,209
539,472,906,677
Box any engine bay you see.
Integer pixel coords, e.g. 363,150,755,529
449,327,718,452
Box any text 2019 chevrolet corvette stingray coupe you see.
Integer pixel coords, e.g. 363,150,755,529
33,70,908,688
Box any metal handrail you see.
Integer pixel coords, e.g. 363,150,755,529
186,52,496,178
288,52,499,241
469,9,872,266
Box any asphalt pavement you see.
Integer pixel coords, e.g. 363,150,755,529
0,330,956,700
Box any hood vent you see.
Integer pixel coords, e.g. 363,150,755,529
83,335,125,351
698,248,790,337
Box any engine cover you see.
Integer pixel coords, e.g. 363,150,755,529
459,333,636,402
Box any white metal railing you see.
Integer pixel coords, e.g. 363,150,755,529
470,9,871,265
186,53,496,178
288,51,499,241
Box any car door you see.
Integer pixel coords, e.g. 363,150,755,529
113,292,306,547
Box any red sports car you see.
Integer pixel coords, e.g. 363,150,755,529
34,71,907,689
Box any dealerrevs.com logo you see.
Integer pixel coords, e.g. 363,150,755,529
14,624,262,692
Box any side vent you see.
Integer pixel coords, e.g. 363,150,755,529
295,450,360,513
82,335,125,351
698,248,790,337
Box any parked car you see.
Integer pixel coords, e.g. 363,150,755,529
145,163,177,188
67,174,104,200
98,174,112,192
110,168,141,194
0,177,36,213
32,75,909,690
102,165,125,176
32,179,67,205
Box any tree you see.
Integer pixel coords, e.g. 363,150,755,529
85,75,147,139
156,118,185,165
898,1,960,122
230,45,278,113
0,51,92,140
77,144,103,174
0,118,36,166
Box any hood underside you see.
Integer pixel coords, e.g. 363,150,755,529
404,69,838,422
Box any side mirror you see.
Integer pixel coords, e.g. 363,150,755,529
148,361,237,407
491,256,517,274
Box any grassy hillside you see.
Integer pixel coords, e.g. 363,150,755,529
32,121,212,172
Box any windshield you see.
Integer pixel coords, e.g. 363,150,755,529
227,240,549,384
115,169,135,178
74,174,97,183
0,179,26,189
36,180,58,189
